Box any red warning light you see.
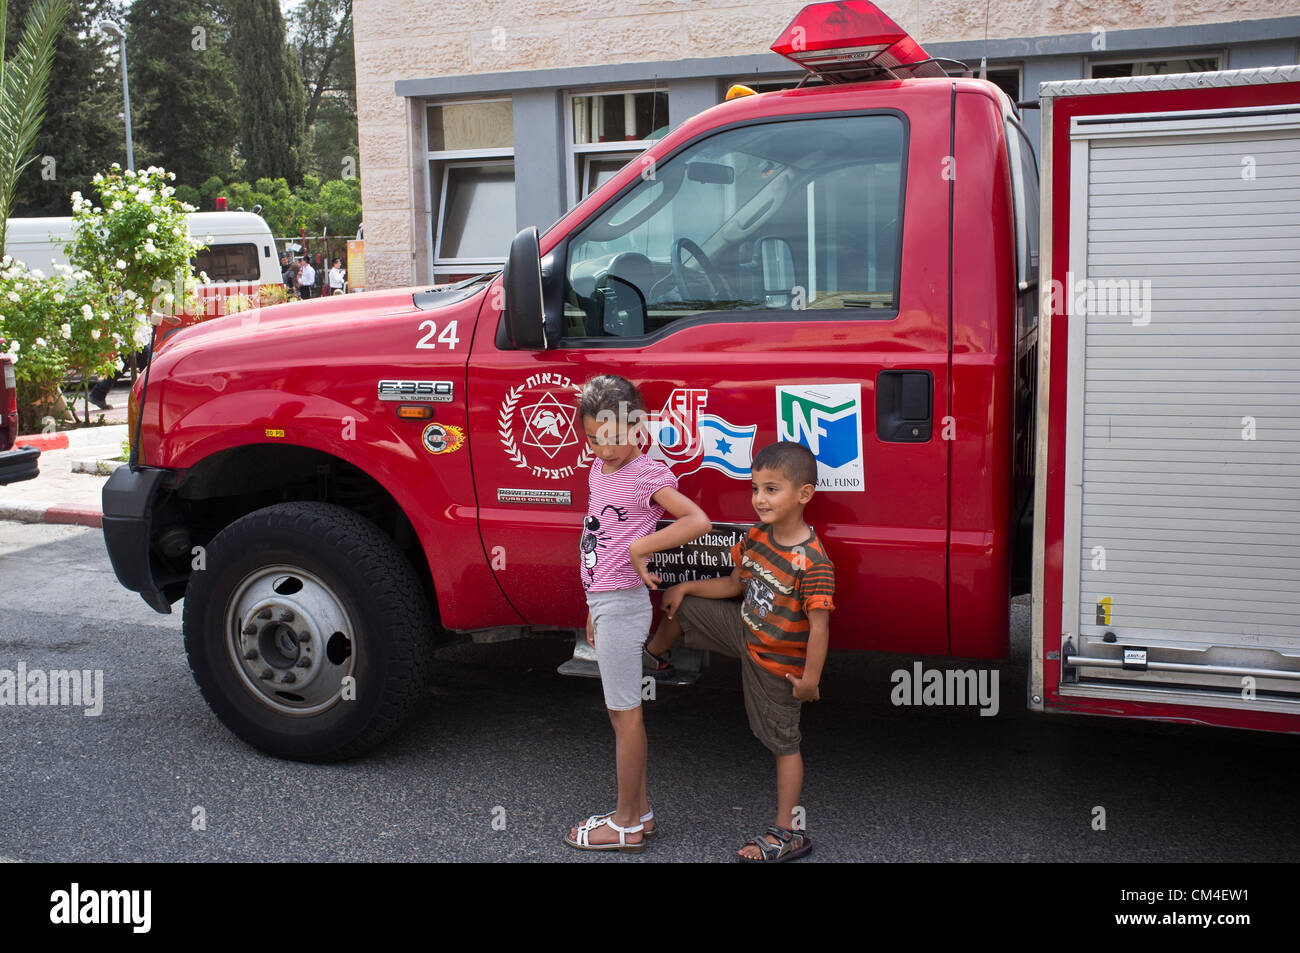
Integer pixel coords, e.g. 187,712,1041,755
772,1,946,81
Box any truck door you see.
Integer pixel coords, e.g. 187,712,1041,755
469,105,952,652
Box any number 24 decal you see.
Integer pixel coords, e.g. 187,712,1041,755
417,319,460,350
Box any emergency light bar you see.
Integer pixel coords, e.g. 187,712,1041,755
772,1,951,82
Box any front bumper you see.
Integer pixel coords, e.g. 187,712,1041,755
102,465,176,613
0,445,40,485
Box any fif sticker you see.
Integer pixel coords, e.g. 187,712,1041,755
646,387,756,480
775,384,864,491
422,423,465,454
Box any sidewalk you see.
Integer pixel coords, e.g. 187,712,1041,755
0,381,135,528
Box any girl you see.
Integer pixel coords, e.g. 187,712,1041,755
565,375,710,852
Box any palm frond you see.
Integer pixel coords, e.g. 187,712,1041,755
0,0,71,253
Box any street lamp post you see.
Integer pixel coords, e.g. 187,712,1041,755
95,19,133,171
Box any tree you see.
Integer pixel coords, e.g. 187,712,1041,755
288,0,356,181
126,0,237,195
228,0,302,184
0,0,70,247
7,0,118,218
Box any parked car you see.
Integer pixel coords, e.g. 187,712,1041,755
0,355,39,485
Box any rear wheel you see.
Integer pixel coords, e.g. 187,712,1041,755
182,501,435,762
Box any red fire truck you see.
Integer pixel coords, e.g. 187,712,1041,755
101,1,1300,760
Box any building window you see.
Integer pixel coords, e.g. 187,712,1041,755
425,99,515,281
982,66,1022,104
722,76,807,97
1087,54,1222,79
565,90,669,208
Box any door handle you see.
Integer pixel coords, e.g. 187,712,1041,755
876,370,933,442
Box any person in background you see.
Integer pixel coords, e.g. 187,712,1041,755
328,258,346,295
297,257,316,299
89,319,152,411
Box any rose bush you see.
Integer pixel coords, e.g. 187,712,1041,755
0,258,121,431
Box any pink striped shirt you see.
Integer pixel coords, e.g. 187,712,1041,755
580,453,677,592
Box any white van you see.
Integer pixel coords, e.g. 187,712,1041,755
4,211,282,288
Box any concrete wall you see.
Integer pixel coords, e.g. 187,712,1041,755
354,0,1297,288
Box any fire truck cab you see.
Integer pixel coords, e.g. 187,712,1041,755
100,1,1300,761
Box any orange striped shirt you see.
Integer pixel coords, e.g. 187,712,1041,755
730,523,835,679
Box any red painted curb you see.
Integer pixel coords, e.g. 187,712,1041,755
43,507,103,528
14,432,68,451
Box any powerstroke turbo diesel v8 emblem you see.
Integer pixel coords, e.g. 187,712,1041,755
378,380,453,402
498,373,593,480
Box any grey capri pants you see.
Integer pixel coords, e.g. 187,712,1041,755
586,584,652,711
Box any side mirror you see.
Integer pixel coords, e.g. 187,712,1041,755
503,226,547,349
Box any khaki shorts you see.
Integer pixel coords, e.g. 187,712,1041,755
675,595,802,756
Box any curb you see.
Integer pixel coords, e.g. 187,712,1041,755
14,423,129,452
0,501,102,528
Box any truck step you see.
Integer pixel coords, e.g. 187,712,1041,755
556,637,706,687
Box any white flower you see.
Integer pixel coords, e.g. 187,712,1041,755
30,269,43,279
143,240,156,254
34,336,46,348
53,293,64,304
171,227,181,237
91,328,101,340
0,255,8,265
137,189,153,203
116,259,127,269
71,191,82,202
111,200,123,211
146,222,157,233
60,323,71,339
163,292,175,304
5,292,18,303
134,251,141,259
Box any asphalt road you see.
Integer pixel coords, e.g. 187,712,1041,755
1,520,1297,863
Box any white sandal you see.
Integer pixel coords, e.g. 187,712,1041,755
564,814,646,852
587,808,656,839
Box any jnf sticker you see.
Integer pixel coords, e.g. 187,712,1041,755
422,423,465,455
775,384,864,491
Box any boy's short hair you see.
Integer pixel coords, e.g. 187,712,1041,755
751,441,818,490
578,374,645,424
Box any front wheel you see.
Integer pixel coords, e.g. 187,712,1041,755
182,502,435,762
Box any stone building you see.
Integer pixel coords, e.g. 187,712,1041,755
353,0,1298,289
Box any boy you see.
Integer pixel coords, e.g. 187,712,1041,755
644,441,833,861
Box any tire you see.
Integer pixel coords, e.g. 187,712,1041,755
182,501,435,762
